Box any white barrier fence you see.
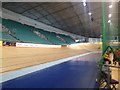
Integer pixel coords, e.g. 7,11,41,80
89,38,101,44
16,42,61,48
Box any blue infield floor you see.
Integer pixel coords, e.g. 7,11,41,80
2,53,101,88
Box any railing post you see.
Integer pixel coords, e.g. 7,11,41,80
107,65,110,89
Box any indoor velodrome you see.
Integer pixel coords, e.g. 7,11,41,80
0,1,120,89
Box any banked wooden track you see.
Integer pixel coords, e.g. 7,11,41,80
0,43,101,73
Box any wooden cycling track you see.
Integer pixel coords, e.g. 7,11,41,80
1,44,101,73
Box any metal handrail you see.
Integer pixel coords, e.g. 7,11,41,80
99,64,120,89
106,64,120,68
99,63,120,68
98,46,120,88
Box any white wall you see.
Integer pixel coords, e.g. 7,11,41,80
89,38,101,44
16,42,61,48
2,8,84,39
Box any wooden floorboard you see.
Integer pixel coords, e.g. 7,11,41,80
1,44,101,73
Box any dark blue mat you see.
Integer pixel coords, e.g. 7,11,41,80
2,53,101,88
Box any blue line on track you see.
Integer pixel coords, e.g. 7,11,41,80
2,53,100,88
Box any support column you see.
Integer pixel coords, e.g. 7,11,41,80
102,1,107,55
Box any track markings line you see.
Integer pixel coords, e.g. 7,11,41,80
0,51,100,83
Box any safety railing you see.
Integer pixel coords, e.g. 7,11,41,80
100,64,120,89
98,46,120,89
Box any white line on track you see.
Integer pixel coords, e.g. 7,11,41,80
0,51,101,83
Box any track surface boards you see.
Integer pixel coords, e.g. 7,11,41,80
2,53,101,88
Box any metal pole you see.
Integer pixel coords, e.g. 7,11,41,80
107,65,110,89
102,1,107,55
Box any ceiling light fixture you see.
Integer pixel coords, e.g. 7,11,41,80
83,2,86,6
88,12,92,16
108,20,111,23
82,0,86,2
109,5,113,8
82,0,87,7
108,14,112,18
